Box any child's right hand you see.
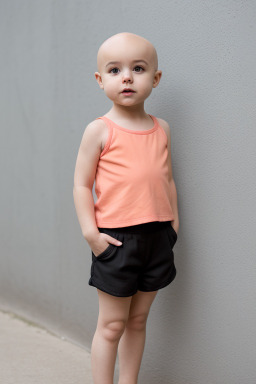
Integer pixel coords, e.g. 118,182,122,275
89,232,122,257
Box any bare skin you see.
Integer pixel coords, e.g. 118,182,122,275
94,32,162,128
73,32,180,384
91,289,158,384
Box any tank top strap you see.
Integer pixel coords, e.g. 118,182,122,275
96,116,113,127
96,116,113,130
96,116,114,158
149,115,168,144
95,116,114,133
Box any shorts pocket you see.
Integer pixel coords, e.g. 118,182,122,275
92,232,120,261
92,244,109,258
95,244,118,261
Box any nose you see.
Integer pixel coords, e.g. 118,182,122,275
122,69,133,83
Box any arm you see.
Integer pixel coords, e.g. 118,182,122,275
157,118,180,234
73,120,122,256
73,120,102,241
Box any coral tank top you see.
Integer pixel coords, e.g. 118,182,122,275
93,114,175,228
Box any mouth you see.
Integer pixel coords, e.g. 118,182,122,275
121,88,135,93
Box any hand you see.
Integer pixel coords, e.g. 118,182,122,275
171,220,179,235
88,232,122,257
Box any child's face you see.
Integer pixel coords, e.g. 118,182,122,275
95,33,162,107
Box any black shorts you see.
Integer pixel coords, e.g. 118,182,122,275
88,221,178,297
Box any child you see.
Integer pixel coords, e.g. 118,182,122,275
73,32,179,384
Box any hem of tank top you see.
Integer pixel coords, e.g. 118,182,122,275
98,114,159,135
95,216,175,228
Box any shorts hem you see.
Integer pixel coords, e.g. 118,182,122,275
138,269,177,292
88,277,138,298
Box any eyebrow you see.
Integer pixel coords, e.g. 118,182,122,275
105,59,148,68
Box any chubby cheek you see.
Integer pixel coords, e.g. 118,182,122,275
106,77,119,89
139,83,153,97
138,76,154,92
104,82,118,95
104,86,120,101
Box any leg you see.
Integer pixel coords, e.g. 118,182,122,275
91,289,132,384
117,290,158,384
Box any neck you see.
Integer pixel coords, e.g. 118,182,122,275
109,102,148,120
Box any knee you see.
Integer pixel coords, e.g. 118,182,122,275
126,313,148,332
100,320,127,342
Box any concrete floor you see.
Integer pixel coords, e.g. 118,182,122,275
0,309,93,384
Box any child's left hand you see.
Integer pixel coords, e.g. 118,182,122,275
171,221,179,235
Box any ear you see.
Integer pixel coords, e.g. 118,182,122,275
95,72,104,89
152,70,162,88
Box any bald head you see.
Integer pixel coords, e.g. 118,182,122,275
97,32,158,73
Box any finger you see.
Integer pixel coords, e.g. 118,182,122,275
103,234,122,246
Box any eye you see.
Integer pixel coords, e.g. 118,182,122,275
134,66,144,72
109,67,119,74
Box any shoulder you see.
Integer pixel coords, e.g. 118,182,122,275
155,117,170,130
84,118,107,134
83,118,108,152
154,116,171,143
74,119,107,188
83,118,107,140
77,118,105,154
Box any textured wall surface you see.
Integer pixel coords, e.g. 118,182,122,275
1,1,256,383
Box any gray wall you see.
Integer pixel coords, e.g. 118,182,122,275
1,1,256,383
